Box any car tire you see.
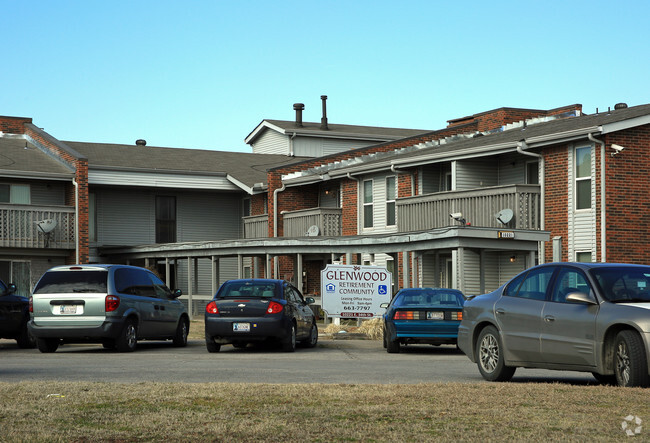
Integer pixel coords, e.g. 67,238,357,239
301,322,318,348
102,339,116,350
172,318,189,347
205,335,221,353
386,333,400,354
36,337,59,353
614,330,650,387
16,322,36,349
476,325,515,382
282,323,296,352
591,372,616,385
115,319,137,352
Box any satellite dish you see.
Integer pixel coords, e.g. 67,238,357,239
36,219,57,233
495,209,513,225
306,225,320,236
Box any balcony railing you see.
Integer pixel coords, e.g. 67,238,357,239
397,184,541,232
0,204,76,249
243,214,269,239
283,207,342,237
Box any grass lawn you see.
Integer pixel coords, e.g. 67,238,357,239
1,381,647,441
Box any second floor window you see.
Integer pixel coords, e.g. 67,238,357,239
363,180,373,228
156,196,176,243
386,176,396,226
0,184,30,204
575,147,591,210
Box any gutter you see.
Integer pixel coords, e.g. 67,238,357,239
588,133,606,262
516,141,545,263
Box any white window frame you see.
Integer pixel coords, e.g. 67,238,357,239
0,183,31,204
363,179,373,229
575,146,592,211
385,176,396,226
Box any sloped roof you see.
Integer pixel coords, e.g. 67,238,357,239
282,103,650,182
245,119,431,144
64,141,308,189
0,136,74,179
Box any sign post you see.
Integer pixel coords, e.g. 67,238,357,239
321,264,392,318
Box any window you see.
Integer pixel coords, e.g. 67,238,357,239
0,184,30,204
363,180,373,228
386,176,396,226
575,147,591,210
526,162,539,185
156,196,176,243
115,268,155,297
504,267,554,300
576,251,592,263
243,198,251,217
551,268,590,303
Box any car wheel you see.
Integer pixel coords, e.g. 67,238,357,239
172,318,189,347
301,322,318,348
116,319,137,352
476,325,515,382
282,323,296,352
386,332,400,354
591,372,616,385
205,334,221,353
102,339,116,350
614,330,650,387
16,322,36,349
36,337,59,353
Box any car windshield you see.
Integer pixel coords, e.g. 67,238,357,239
590,266,650,303
217,281,278,299
392,289,464,307
33,270,108,294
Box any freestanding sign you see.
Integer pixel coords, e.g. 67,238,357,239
321,264,392,318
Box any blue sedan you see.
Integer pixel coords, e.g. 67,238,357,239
382,288,465,353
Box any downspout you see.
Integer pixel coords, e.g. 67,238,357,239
516,141,545,264
289,132,296,157
588,133,606,262
273,182,286,238
72,177,79,263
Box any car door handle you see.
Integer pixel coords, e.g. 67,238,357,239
544,315,555,322
496,308,506,315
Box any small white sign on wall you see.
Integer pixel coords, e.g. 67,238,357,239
321,264,392,318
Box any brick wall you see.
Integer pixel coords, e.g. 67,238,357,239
341,178,358,235
542,144,569,263
0,116,32,133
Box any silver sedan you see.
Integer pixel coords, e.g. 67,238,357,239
458,262,650,387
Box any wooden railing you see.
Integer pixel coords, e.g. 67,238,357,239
283,207,342,237
0,204,76,249
397,184,541,232
243,214,269,239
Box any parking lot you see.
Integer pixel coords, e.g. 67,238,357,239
0,336,596,385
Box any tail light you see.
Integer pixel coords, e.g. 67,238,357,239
451,311,463,321
266,301,283,314
206,301,219,314
394,311,415,320
29,296,33,313
105,295,120,312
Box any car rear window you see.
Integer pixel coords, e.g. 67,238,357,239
33,270,108,294
591,266,650,302
217,281,278,298
393,290,463,307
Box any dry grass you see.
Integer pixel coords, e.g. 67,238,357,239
1,381,646,442
323,319,383,340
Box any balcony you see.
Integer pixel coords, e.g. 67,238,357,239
283,207,342,237
0,204,76,249
397,184,541,232
243,214,269,239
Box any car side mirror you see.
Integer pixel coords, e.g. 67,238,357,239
305,297,315,305
6,283,16,295
172,289,182,299
380,302,389,308
566,292,598,305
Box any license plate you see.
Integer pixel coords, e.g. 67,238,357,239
427,311,444,320
59,305,77,315
233,322,250,332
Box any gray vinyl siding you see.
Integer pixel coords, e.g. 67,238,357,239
360,173,397,235
419,164,443,194
497,153,526,185
251,131,290,155
455,159,498,190
94,188,244,247
320,139,373,157
460,249,481,295
30,182,66,205
421,254,437,287
176,256,239,296
567,144,597,261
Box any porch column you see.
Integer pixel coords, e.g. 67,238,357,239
402,251,410,289
265,254,272,279
529,250,536,268
237,254,243,279
457,247,465,293
211,256,219,297
165,258,171,288
187,257,193,320
296,253,303,293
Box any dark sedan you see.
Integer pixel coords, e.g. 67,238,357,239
382,287,465,353
458,262,650,387
0,280,35,348
204,279,318,352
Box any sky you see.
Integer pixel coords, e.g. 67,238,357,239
4,1,650,153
